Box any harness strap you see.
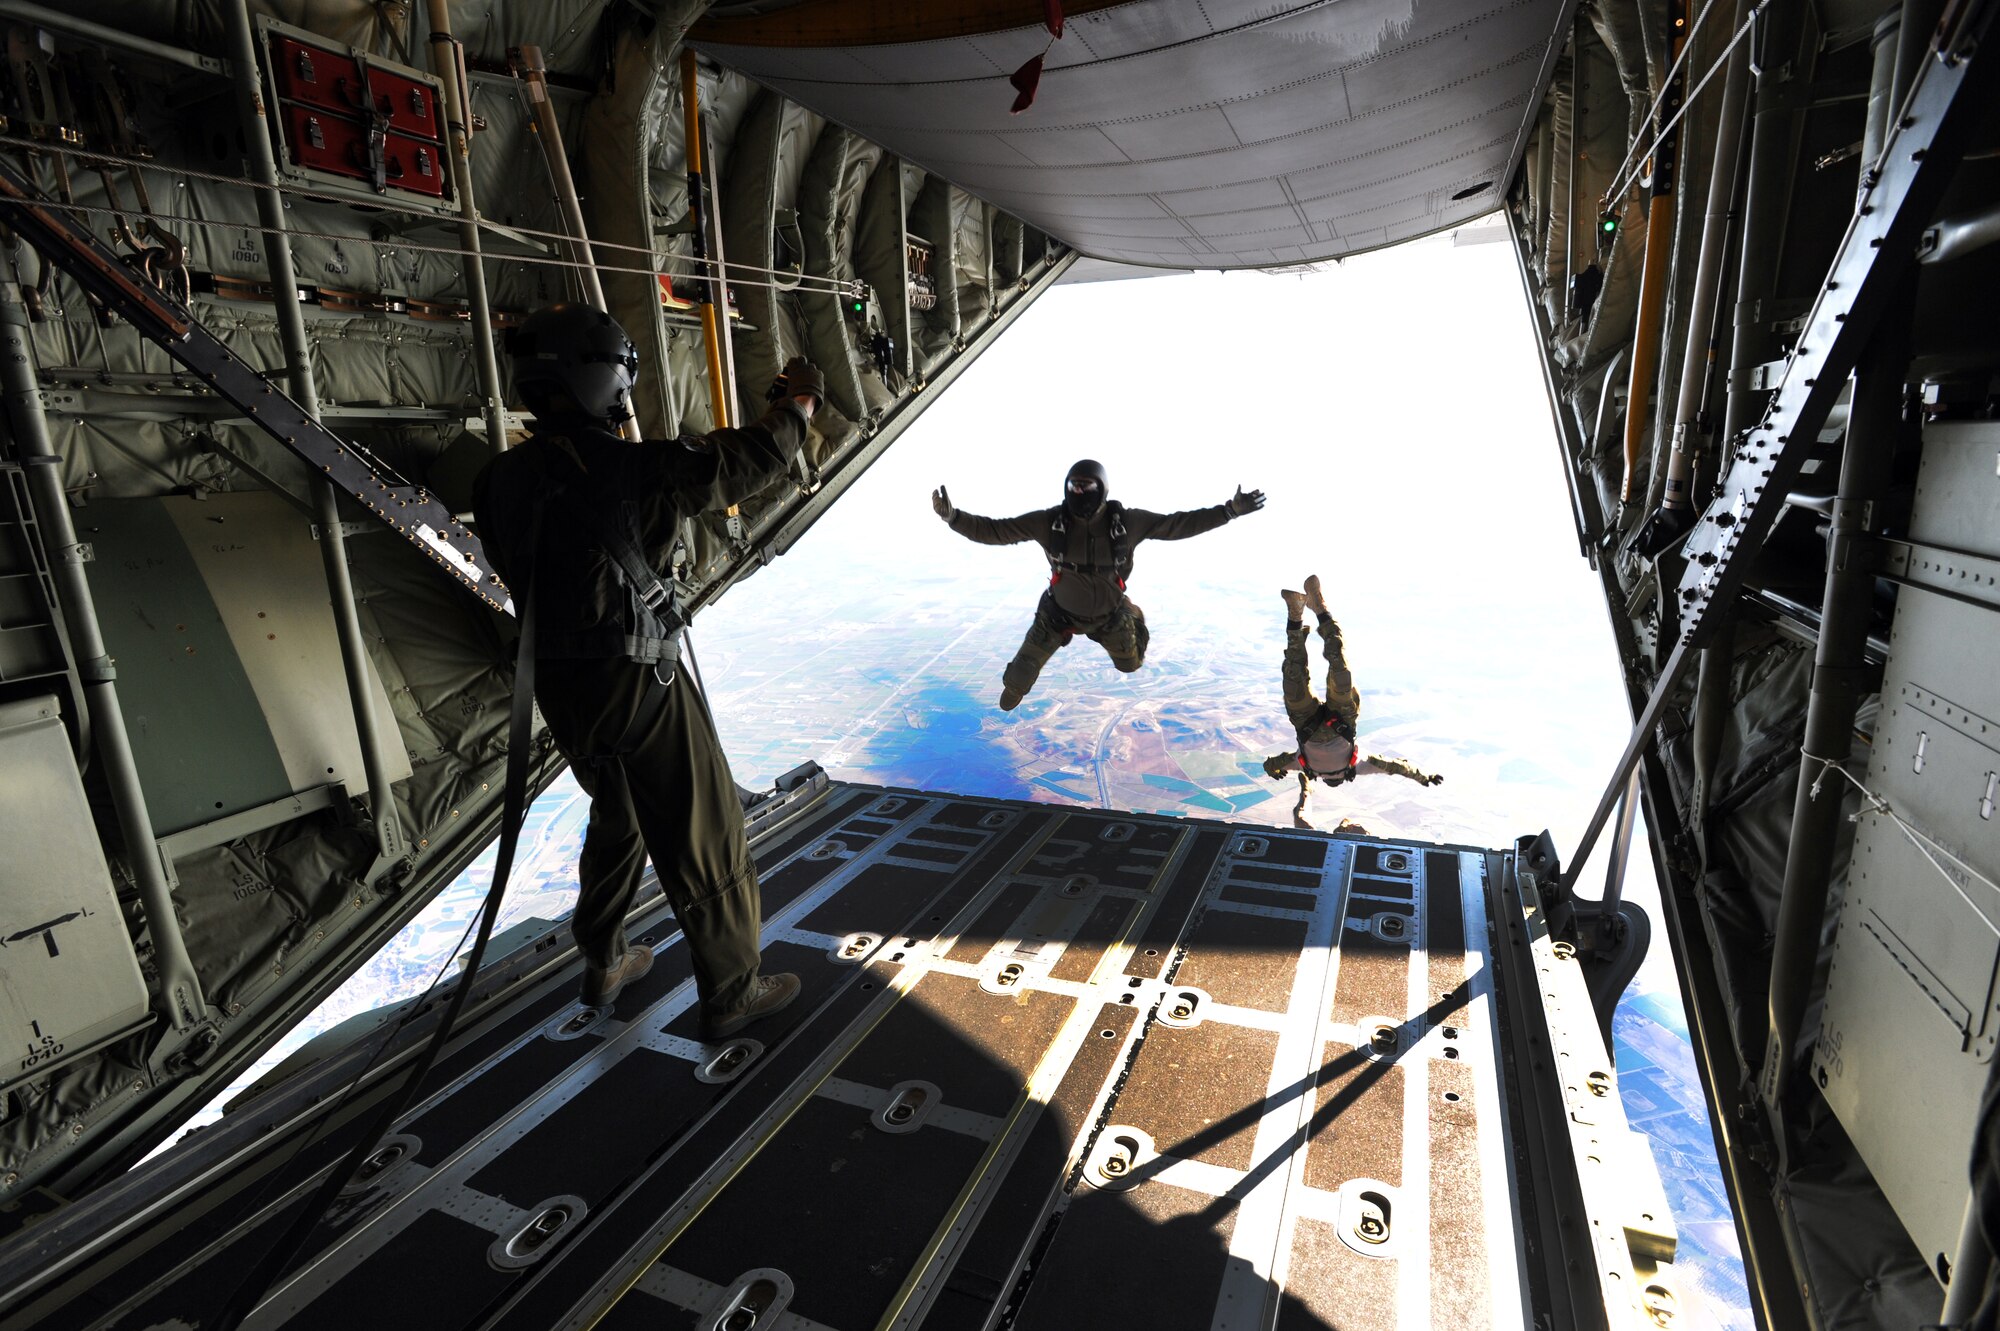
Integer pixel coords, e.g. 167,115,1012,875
1044,502,1130,588
536,440,686,666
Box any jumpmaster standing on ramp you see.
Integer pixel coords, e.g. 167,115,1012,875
932,459,1265,710
473,304,820,1036
1264,576,1442,819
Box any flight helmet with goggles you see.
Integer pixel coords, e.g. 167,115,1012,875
507,304,640,425
1063,458,1109,520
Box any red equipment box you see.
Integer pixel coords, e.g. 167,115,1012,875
259,18,452,210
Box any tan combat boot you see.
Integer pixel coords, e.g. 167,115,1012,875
702,972,803,1040
1303,574,1328,618
1281,588,1308,621
581,944,656,1007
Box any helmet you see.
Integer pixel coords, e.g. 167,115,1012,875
507,304,638,424
1063,458,1108,520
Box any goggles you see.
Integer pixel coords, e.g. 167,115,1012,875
1065,477,1102,495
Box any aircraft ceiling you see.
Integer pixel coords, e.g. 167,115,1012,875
695,0,1571,268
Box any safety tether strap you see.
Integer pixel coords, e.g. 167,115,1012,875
215,505,547,1331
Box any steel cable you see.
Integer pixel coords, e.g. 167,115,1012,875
1600,0,1765,209
0,135,858,295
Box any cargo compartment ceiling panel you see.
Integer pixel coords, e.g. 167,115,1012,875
694,0,1567,268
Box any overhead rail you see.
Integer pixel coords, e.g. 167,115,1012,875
1559,0,1997,894
0,157,512,614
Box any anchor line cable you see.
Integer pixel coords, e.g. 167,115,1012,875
1601,0,1766,210
186,900,489,1321
1806,754,2000,934
214,534,549,1331
0,136,859,295
1,192,854,300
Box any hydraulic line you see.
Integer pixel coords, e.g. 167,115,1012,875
1619,0,1688,509
223,0,404,870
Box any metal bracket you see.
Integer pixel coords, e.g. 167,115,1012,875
1878,537,2000,612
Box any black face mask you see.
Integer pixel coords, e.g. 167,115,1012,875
1063,475,1105,520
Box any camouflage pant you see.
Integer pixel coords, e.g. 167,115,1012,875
1283,614,1359,732
1002,593,1149,697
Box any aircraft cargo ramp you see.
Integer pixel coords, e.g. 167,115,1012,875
0,782,1673,1331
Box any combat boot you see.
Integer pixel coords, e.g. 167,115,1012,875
999,685,1026,711
1281,588,1308,622
702,972,802,1040
1303,574,1328,618
581,944,655,1007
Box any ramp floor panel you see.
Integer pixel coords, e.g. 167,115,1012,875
7,786,1576,1331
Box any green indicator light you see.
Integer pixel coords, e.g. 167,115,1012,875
1600,216,1618,234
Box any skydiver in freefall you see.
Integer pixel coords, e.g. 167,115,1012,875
931,459,1265,710
1263,575,1442,821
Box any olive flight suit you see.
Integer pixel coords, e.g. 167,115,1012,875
945,500,1235,699
1265,614,1435,808
472,400,810,1024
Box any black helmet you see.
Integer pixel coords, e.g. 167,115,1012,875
507,304,639,424
1063,458,1108,520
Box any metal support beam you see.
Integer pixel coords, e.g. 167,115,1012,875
681,48,740,436
0,298,205,1031
422,0,511,454
1759,295,1913,1108
1690,622,1734,834
1601,767,1640,911
224,0,403,871
1561,0,1997,895
0,0,228,76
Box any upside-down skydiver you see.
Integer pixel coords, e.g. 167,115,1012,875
1263,575,1442,822
931,459,1264,710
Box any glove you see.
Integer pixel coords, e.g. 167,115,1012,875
1263,753,1294,782
1426,773,1445,787
782,356,826,411
1226,485,1266,517
932,485,955,522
